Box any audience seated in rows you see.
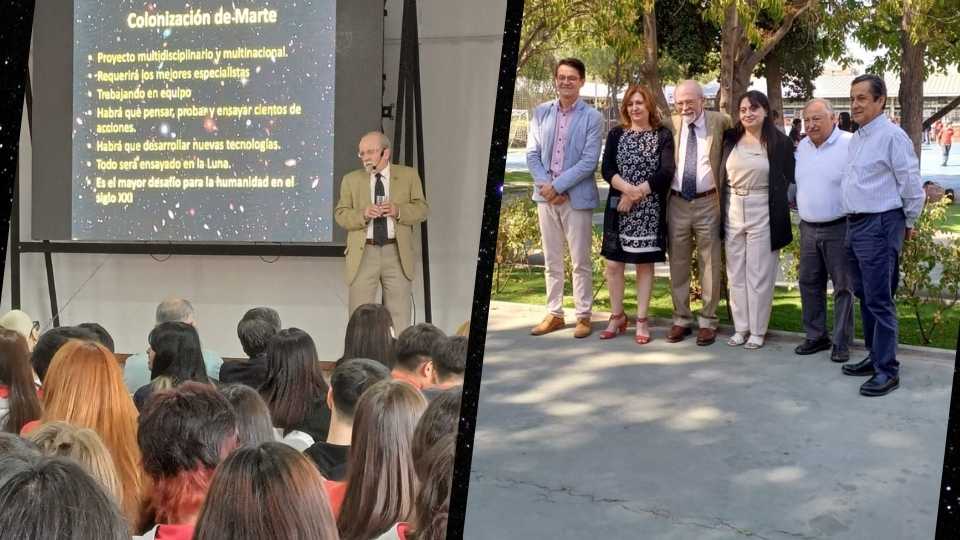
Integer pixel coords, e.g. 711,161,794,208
219,307,281,389
306,358,390,481
0,329,42,434
124,298,223,392
220,383,277,447
261,328,332,450
336,379,428,540
28,421,124,507
133,321,211,410
136,382,238,539
31,340,144,526
194,442,340,540
392,323,446,390
340,303,397,369
0,452,130,540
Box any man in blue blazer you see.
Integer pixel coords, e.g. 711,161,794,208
525,58,602,338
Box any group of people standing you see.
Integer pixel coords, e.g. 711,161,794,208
525,57,925,397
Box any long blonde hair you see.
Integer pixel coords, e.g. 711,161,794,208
28,420,124,504
41,340,144,527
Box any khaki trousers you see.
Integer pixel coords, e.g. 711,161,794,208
724,192,779,336
537,200,593,319
348,243,412,331
667,192,723,329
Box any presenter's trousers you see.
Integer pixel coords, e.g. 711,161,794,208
725,191,779,337
349,243,412,331
537,200,593,319
845,209,904,378
667,191,723,329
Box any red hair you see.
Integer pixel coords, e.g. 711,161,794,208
41,340,144,527
150,468,217,525
619,85,662,129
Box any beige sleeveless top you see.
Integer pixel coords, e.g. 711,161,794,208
726,140,769,191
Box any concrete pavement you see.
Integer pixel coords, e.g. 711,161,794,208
464,301,953,539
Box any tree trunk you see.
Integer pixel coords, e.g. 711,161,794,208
899,6,926,158
765,53,785,132
718,3,740,116
639,5,670,117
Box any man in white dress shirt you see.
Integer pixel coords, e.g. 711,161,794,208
840,75,925,397
794,99,854,363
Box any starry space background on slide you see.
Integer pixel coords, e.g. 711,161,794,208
72,0,335,242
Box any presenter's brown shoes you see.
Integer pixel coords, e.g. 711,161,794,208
696,328,717,346
666,325,692,343
574,318,592,339
531,315,565,336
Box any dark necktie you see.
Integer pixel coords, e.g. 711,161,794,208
374,173,387,245
681,122,698,201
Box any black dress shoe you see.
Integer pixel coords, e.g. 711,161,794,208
860,374,900,396
830,348,850,363
794,337,832,355
842,356,875,376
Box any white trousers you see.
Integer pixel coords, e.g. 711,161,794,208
725,192,779,336
537,200,594,319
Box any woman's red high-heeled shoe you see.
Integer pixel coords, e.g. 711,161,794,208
635,317,651,345
598,313,627,340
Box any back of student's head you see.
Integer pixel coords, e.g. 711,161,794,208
0,432,38,457
395,323,446,373
0,328,42,434
261,328,327,432
432,336,467,384
0,453,129,540
138,381,238,524
148,321,208,385
77,322,115,352
343,303,396,369
339,379,428,540
237,317,280,358
28,421,123,505
409,433,456,540
194,442,340,540
31,326,98,382
412,386,462,480
220,384,276,447
240,307,281,330
330,358,391,421
41,339,143,522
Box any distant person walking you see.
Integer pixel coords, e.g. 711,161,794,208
939,123,955,166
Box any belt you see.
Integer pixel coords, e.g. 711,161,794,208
670,187,717,200
726,185,767,196
848,208,903,223
803,217,846,228
365,238,397,246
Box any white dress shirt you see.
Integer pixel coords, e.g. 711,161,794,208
841,114,925,228
672,111,715,193
795,126,851,223
367,164,396,240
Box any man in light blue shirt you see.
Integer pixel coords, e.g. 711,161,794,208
839,74,925,397
525,57,602,339
794,99,855,362
123,298,223,392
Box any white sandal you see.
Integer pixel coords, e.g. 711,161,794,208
727,332,749,346
744,335,765,350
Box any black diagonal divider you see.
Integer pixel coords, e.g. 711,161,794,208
936,322,960,538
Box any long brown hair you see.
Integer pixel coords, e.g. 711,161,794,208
41,340,144,526
619,84,662,130
260,328,327,433
408,434,456,540
194,442,340,540
0,329,42,433
337,380,427,540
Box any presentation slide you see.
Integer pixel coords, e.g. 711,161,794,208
71,0,336,242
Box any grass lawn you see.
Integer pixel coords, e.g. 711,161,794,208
492,266,960,350
944,203,960,234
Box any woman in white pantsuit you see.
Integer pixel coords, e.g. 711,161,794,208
717,91,795,349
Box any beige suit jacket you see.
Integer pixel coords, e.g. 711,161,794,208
670,110,732,188
334,164,429,284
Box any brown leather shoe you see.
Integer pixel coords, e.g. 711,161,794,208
666,325,692,343
531,315,565,336
696,327,717,346
573,317,592,338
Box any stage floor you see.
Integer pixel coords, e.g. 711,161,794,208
464,301,953,539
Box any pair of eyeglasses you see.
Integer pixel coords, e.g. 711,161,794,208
32,321,40,333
